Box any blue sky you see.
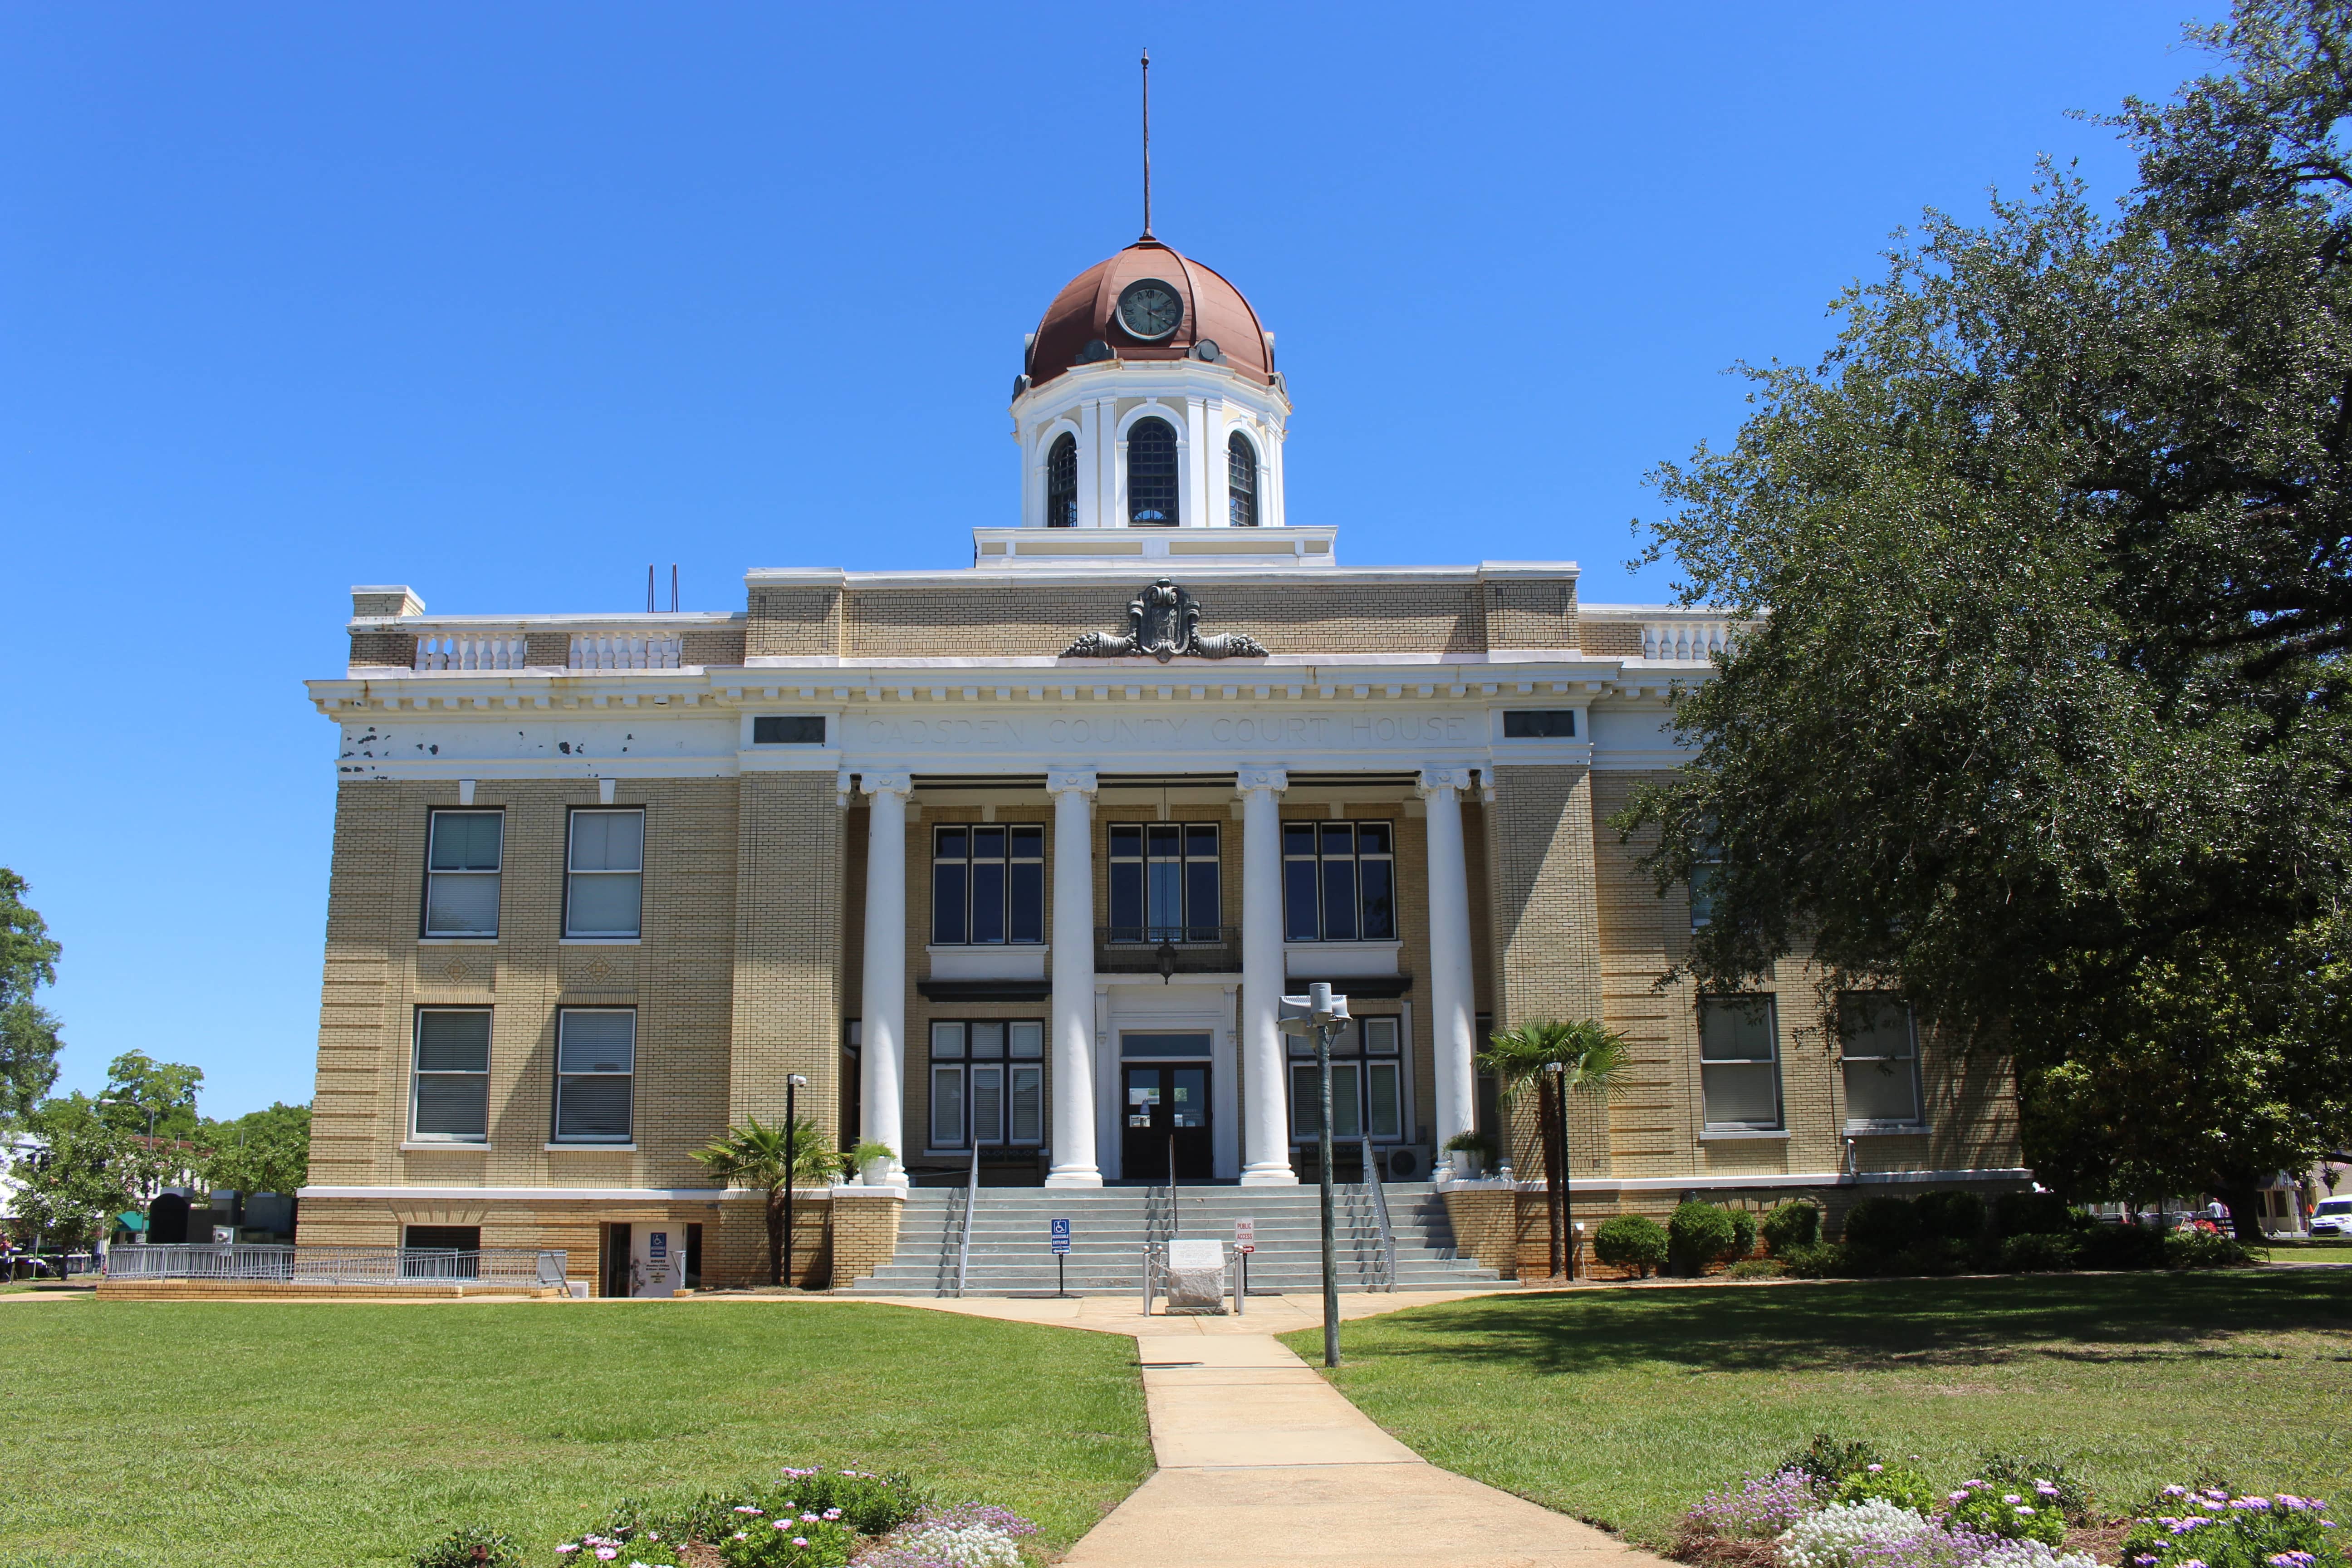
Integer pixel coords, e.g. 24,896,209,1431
1,3,2205,1117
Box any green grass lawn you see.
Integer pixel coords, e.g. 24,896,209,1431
1284,1272,2352,1547
0,1300,1151,1567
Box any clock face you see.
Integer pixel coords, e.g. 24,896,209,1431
1117,279,1183,340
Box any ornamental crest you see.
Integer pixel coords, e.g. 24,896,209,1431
1061,578,1269,662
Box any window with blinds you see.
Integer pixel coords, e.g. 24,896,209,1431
423,810,502,937
1699,997,1782,1131
554,1009,635,1143
1840,994,1922,1128
412,1009,491,1142
566,808,644,938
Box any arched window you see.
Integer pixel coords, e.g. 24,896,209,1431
1127,416,1177,525
1227,432,1259,528
1045,433,1077,528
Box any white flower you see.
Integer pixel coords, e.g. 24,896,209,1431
889,1521,1027,1568
1778,1500,1934,1568
1974,1540,2098,1568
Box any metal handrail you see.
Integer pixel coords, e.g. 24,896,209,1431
952,1143,980,1298
104,1245,566,1289
1168,1135,1181,1236
1361,1137,1397,1292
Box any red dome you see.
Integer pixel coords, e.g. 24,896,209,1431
1024,239,1274,392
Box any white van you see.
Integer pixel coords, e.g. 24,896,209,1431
2311,1196,2352,1237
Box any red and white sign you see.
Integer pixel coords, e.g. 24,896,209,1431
1233,1217,1256,1255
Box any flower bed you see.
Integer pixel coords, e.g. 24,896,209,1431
412,1466,1039,1568
1670,1440,2341,1568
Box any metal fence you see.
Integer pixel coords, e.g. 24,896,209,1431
104,1245,567,1289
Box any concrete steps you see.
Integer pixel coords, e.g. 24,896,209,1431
841,1182,1505,1297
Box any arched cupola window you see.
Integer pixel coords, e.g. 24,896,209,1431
1045,433,1077,528
1227,432,1259,528
1127,416,1178,526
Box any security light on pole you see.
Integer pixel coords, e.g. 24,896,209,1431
1279,981,1350,1367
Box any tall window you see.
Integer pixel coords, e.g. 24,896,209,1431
566,809,644,938
1699,997,1781,1131
1227,431,1258,527
412,1009,491,1142
1288,1015,1404,1142
1689,822,1722,930
1840,994,1922,1127
1282,821,1396,941
1046,432,1078,528
554,1009,635,1143
932,825,1044,945
1127,416,1177,525
423,810,502,937
929,1020,1044,1148
1107,823,1220,941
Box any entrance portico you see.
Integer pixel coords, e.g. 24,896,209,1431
842,646,1523,1188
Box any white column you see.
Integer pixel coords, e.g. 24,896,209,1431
1046,769,1102,1187
1205,397,1230,529
859,772,912,1184
1238,768,1298,1185
1183,395,1209,528
1420,768,1478,1176
1078,399,1102,529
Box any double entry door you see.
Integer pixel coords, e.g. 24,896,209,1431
1122,1063,1213,1180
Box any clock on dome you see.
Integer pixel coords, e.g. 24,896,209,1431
1116,279,1182,340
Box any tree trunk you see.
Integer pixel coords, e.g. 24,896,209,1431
2215,1179,2267,1244
766,1188,787,1285
1539,1078,1564,1279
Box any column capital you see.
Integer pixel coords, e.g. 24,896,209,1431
1235,767,1289,796
858,771,913,799
1417,767,1476,797
1045,768,1098,797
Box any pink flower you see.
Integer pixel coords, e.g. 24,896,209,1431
793,1539,809,1548
735,1506,764,1515
2004,1495,2024,1506
557,1549,580,1558
1868,1465,1884,1474
2017,1507,2038,1516
593,1552,617,1563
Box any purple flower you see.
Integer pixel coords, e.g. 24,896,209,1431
1950,1493,1971,1505
2015,1507,2037,1517
2165,1487,2191,1498
2034,1483,2060,1497
2181,1559,2207,1568
2233,1498,2274,1510
2134,1558,2158,1565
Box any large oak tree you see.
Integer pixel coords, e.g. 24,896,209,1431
1624,1,2352,1235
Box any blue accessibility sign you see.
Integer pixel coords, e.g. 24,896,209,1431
1050,1217,1072,1255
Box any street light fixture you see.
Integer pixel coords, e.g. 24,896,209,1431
784,1074,810,1290
1279,981,1350,1368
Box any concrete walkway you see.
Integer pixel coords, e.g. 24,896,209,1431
862,1289,1665,1568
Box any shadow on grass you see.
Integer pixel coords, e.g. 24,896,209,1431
1347,1272,2352,1375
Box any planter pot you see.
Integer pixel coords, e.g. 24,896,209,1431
859,1156,894,1186
1451,1151,1484,1179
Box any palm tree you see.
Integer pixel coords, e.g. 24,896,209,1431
693,1116,839,1287
1478,1019,1632,1280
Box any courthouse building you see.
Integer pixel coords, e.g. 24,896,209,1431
296,235,2027,1292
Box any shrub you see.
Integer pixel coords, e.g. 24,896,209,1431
414,1527,523,1568
1668,1201,1741,1275
2119,1485,2345,1568
1840,1196,1920,1254
1896,1236,1974,1276
2165,1231,2254,1269
1725,1258,1787,1279
1998,1233,2079,1273
1913,1190,1989,1242
560,1533,685,1566
1945,1477,2068,1547
1837,1463,1942,1514
1975,1453,2094,1527
1593,1214,1670,1278
716,1513,855,1568
769,1468,923,1537
2076,1224,2166,1272
1778,1432,1884,1486
1992,1191,2073,1240
1762,1200,1822,1252
1725,1206,1759,1260
1777,1242,1847,1279
1776,1499,1934,1568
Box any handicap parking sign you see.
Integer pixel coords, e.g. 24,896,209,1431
1050,1217,1071,1255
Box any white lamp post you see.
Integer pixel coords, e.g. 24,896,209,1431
1278,982,1350,1367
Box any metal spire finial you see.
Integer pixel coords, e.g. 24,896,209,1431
1140,48,1153,240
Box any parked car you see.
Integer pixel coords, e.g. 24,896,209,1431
2310,1196,2352,1237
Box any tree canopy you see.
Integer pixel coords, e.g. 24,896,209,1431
0,870,64,1127
1622,0,2352,1228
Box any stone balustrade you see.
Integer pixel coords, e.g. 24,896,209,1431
569,632,683,670
413,634,528,671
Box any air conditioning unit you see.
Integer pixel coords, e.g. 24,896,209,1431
1380,1144,1436,1181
